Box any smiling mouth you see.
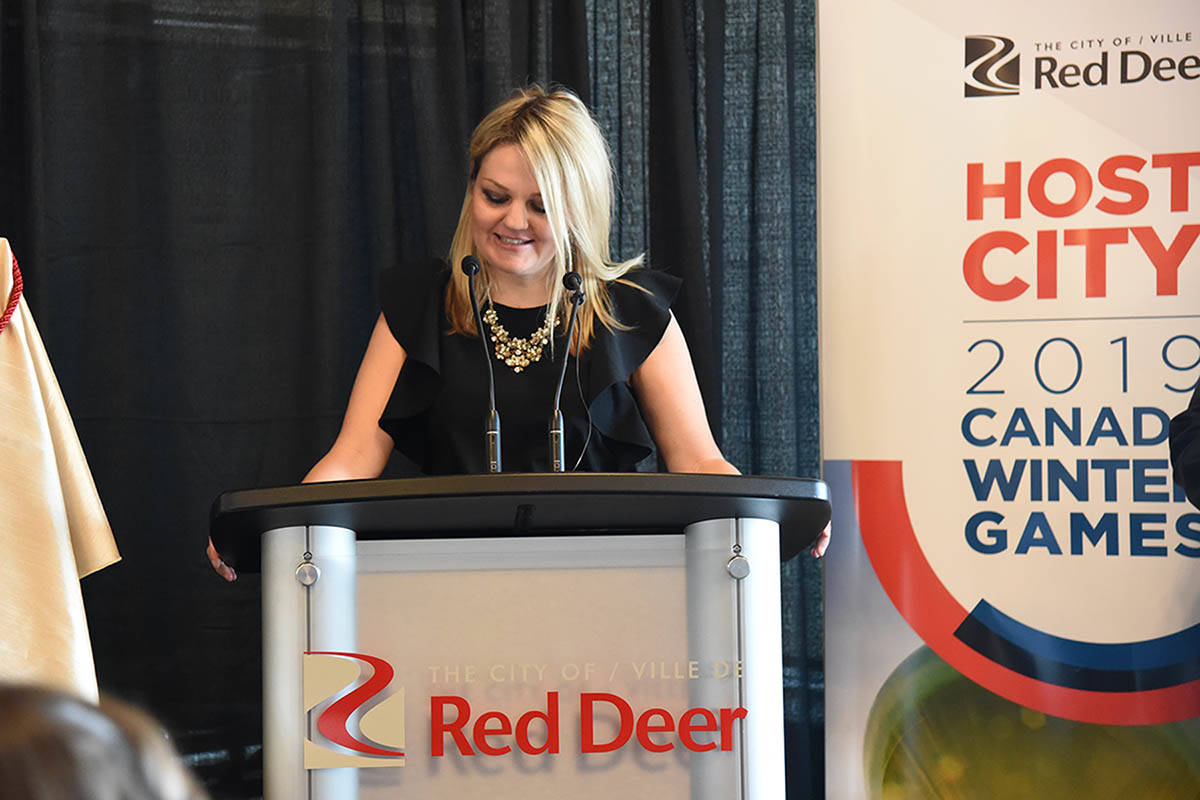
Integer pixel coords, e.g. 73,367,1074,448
495,234,533,246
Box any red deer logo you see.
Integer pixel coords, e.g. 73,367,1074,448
303,651,405,768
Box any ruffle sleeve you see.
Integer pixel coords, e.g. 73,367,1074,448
377,259,449,464
583,268,682,467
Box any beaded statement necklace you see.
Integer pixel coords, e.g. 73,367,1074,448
482,302,554,372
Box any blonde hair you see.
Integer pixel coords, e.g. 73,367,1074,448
446,85,644,353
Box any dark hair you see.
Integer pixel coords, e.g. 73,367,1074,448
0,684,210,800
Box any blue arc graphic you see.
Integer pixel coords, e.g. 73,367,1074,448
954,601,1200,693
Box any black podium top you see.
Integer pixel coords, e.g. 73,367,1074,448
210,473,830,572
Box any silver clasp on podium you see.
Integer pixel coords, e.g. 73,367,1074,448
727,543,751,579
295,550,320,586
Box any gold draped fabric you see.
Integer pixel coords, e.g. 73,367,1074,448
0,238,120,700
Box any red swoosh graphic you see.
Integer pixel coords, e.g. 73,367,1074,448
306,651,405,756
853,460,1200,725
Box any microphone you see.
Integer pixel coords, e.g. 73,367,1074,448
462,255,501,472
549,271,585,471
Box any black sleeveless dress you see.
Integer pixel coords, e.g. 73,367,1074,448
378,261,681,474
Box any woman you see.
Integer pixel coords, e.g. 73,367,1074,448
209,86,827,579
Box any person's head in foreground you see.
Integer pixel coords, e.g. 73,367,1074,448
0,684,210,800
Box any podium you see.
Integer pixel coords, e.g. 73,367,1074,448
211,473,829,800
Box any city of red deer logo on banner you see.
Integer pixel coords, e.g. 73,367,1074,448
965,32,1200,99
965,36,1020,97
303,651,405,768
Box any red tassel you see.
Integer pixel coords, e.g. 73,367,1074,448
0,253,22,335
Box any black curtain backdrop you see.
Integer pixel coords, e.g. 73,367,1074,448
0,1,821,797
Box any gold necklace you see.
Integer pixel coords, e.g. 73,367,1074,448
482,302,553,373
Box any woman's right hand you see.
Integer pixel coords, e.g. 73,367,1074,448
207,537,236,582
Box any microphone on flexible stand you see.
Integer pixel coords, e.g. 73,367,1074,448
462,255,501,472
549,271,585,472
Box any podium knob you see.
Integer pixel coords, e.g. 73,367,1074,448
295,561,321,586
726,554,750,580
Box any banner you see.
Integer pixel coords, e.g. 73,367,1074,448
818,3,1200,797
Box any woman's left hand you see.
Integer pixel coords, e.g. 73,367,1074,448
810,523,831,558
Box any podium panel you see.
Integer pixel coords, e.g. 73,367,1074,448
357,534,692,797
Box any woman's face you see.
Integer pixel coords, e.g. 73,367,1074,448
470,143,557,289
